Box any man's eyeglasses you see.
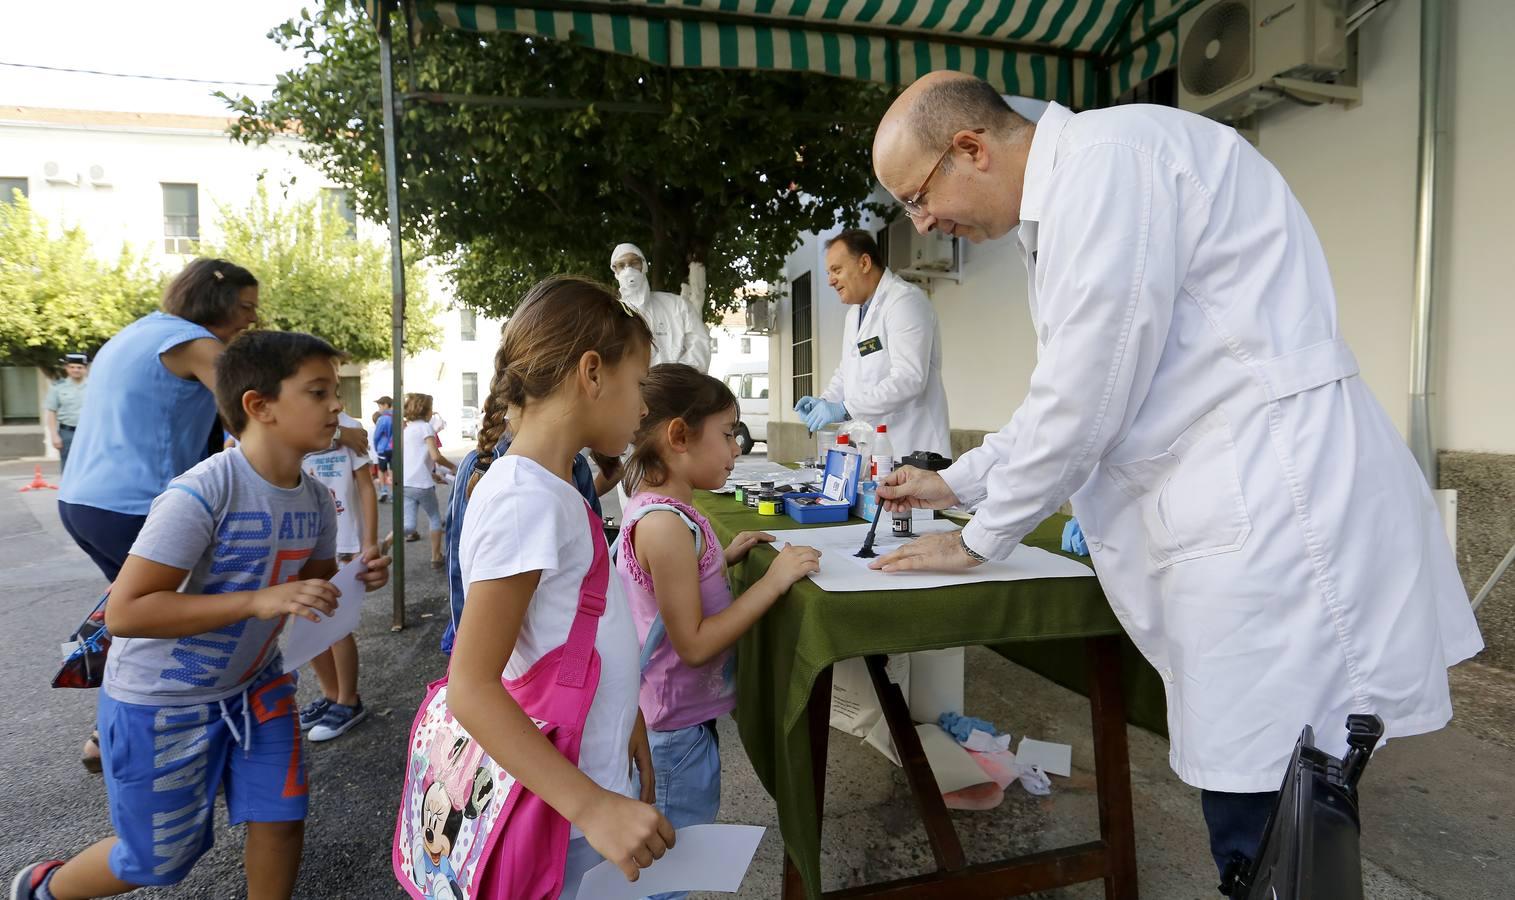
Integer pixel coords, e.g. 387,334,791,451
900,128,985,220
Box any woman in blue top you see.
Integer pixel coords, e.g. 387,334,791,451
61,259,263,578
58,258,259,772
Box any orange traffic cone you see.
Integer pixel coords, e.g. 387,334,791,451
18,464,58,491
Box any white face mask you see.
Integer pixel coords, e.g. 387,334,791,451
616,267,648,298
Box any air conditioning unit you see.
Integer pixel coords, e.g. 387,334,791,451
43,161,78,187
88,164,113,188
744,295,774,335
1177,0,1349,123
887,217,960,280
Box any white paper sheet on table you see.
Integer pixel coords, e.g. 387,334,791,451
575,824,765,899
281,556,366,673
761,521,1093,592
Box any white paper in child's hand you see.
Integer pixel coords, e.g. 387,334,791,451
574,825,764,899
281,556,366,672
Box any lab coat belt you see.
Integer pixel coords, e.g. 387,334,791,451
1252,339,1360,402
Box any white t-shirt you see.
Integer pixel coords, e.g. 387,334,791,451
302,412,369,555
402,420,438,489
429,412,446,437
460,455,639,833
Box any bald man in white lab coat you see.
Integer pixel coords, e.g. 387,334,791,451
870,72,1482,878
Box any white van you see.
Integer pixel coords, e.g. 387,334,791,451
721,361,768,455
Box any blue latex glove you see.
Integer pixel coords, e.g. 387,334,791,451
794,396,818,417
1061,517,1089,556
802,398,847,433
938,712,1003,744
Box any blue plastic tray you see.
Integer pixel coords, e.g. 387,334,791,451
783,446,862,524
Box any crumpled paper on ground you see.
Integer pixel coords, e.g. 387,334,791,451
943,748,1053,807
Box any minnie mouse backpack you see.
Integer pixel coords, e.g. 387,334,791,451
393,503,610,900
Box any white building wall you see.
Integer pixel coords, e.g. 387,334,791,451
1257,0,1515,454
708,309,767,378
775,0,1514,457
0,108,485,454
0,112,348,264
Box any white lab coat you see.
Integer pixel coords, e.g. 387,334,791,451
629,289,711,372
819,269,951,458
943,103,1483,792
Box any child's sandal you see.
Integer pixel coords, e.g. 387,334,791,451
81,730,102,774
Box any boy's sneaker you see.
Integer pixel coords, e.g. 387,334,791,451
299,697,332,731
309,700,368,743
10,860,63,900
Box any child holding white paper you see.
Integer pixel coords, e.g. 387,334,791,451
298,408,380,742
618,364,820,900
10,331,391,900
449,277,673,897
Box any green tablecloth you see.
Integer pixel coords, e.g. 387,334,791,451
693,492,1167,898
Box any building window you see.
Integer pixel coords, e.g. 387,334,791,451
0,367,41,424
740,337,751,354
0,177,27,204
162,183,199,254
322,188,357,237
791,273,814,401
339,375,362,418
459,308,477,342
461,372,479,409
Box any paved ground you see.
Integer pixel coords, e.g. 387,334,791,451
1,453,1510,898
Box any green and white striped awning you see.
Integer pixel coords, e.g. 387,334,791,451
394,0,1207,107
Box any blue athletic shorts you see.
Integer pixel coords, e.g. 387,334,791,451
97,667,309,886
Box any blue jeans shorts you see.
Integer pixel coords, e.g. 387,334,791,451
98,667,309,886
645,719,721,900
403,485,442,532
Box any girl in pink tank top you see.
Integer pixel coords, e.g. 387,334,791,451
618,365,820,898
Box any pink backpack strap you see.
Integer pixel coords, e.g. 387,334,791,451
557,502,610,689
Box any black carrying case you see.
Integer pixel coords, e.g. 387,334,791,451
1222,714,1384,900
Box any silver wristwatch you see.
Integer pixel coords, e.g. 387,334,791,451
958,532,987,563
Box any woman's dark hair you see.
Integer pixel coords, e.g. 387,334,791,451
467,275,654,499
162,258,257,327
624,363,738,494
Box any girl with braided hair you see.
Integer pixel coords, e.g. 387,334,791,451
445,275,674,895
440,342,621,656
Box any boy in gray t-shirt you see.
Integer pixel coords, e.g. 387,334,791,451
13,331,392,900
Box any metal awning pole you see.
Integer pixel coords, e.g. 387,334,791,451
379,6,407,630
1408,0,1444,485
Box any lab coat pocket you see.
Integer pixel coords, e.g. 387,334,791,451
1108,409,1252,569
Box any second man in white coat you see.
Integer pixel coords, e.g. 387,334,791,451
796,229,952,458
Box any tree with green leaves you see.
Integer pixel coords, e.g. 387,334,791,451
222,1,893,319
0,195,161,370
199,182,441,361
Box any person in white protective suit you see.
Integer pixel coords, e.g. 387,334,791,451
610,242,711,371
868,73,1484,878
794,229,952,459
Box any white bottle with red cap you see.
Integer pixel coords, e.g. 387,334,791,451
870,424,894,481
870,425,913,535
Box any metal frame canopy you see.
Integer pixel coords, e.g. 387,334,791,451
365,0,1207,618
385,0,1207,107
